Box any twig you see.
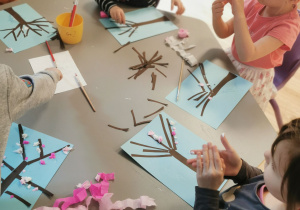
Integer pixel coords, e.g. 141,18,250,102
147,98,168,106
113,41,130,53
108,124,129,132
144,106,164,118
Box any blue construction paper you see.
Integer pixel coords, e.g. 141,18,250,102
0,123,73,209
99,7,178,45
0,4,56,53
166,60,253,129
121,112,226,206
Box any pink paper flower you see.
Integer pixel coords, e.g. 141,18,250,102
10,195,14,199
23,141,29,144
158,136,163,143
42,144,45,148
178,28,189,38
171,131,176,136
148,130,155,136
49,153,56,159
40,160,46,165
25,157,28,161
32,187,39,191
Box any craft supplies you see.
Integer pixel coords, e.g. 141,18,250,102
165,36,197,66
108,124,129,132
74,74,96,112
69,0,79,27
45,41,57,68
56,13,83,44
176,60,185,101
178,28,189,38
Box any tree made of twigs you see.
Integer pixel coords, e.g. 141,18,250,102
187,63,237,116
0,7,52,41
105,16,169,37
130,114,195,172
1,124,70,207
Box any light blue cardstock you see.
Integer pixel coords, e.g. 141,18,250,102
0,123,73,209
99,7,178,45
166,60,253,129
0,4,56,53
121,112,226,206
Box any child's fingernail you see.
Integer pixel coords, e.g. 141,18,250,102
221,133,225,138
190,150,195,155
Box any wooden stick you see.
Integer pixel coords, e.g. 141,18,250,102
75,74,96,112
176,60,185,102
147,98,168,106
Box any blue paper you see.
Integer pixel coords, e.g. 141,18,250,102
0,4,56,53
121,112,226,206
99,7,178,45
0,123,73,209
166,60,253,129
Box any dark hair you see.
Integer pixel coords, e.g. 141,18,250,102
271,118,300,210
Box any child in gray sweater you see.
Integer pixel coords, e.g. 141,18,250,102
0,64,62,193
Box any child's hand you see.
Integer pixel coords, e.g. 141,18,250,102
110,6,125,24
46,68,63,81
218,133,242,176
196,143,225,190
212,0,228,19
171,0,185,15
187,134,242,177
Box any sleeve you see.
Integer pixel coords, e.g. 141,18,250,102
267,18,300,51
224,159,263,185
95,0,117,15
194,187,219,210
6,67,60,121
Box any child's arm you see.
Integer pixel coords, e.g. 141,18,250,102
212,0,234,39
231,0,283,62
4,65,62,121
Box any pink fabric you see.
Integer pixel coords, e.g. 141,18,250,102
259,184,266,204
231,0,300,68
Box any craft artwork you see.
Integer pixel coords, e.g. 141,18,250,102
166,60,253,129
121,112,226,206
35,172,156,210
128,47,168,90
99,7,178,45
165,36,197,66
0,123,73,209
29,51,87,94
0,4,56,53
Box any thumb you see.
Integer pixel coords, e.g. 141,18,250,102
221,133,233,151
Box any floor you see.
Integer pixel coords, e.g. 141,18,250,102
158,0,300,132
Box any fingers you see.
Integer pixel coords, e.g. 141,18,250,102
202,144,209,172
171,0,174,11
212,145,222,171
220,133,233,151
110,6,125,24
196,152,203,175
171,0,185,15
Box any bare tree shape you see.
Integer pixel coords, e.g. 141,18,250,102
105,16,169,37
187,63,237,116
1,124,70,207
0,7,53,41
130,114,195,172
127,47,168,90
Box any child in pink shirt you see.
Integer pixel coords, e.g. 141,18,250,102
212,0,300,110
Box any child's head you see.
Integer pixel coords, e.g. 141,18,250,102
264,118,300,209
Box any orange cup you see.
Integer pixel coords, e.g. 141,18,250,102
56,13,83,44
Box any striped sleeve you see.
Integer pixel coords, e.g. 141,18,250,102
95,0,117,14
